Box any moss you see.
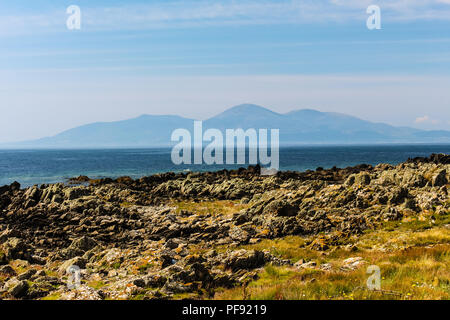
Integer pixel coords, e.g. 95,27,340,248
120,202,133,208
170,200,249,216
87,280,107,290
41,293,62,300
137,263,154,274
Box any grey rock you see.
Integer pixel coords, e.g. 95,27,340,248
5,279,29,298
433,169,448,187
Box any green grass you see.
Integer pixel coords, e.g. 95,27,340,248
214,220,450,301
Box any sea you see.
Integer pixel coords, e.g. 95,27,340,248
1,145,449,187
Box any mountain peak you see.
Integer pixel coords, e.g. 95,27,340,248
3,103,450,148
210,104,281,119
286,109,323,116
229,104,274,113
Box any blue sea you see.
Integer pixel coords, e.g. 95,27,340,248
0,145,449,187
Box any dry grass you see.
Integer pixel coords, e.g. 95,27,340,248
214,217,450,300
215,244,449,300
170,200,249,216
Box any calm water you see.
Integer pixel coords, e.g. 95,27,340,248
0,145,449,187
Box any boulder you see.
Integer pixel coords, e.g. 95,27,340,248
2,237,30,260
4,278,29,298
17,269,37,281
62,236,98,259
224,250,266,271
341,257,366,271
0,265,16,276
263,199,298,217
59,256,86,275
432,169,448,187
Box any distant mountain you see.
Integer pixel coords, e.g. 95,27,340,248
3,104,450,148
6,115,194,148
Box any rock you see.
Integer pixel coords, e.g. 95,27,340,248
64,187,89,200
320,263,332,271
34,270,47,278
31,255,47,265
27,281,55,299
240,197,250,204
63,236,98,258
382,207,403,221
212,272,235,288
224,250,267,271
432,169,448,187
17,269,37,280
234,212,250,225
24,186,41,202
4,279,29,298
60,285,103,300
164,238,181,250
293,259,304,267
229,227,250,243
295,261,317,269
59,257,86,274
344,244,358,252
344,175,356,186
341,257,366,271
0,229,21,244
2,237,30,260
51,194,63,204
132,278,146,288
249,238,261,244
188,262,211,283
162,281,192,294
0,251,7,265
404,198,417,211
355,172,371,186
263,200,298,217
389,187,408,205
142,274,167,288
0,156,448,300
0,265,16,276
160,253,176,269
10,181,21,192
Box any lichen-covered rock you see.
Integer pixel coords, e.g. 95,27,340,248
0,154,447,300
433,169,448,187
4,278,29,298
223,250,267,271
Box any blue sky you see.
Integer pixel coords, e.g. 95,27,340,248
1,0,450,143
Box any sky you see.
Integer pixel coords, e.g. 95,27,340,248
0,0,450,143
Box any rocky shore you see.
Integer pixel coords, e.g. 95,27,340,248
0,154,448,300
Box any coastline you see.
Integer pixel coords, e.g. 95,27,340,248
2,144,450,187
0,154,449,300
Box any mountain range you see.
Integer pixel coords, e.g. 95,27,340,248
3,104,450,148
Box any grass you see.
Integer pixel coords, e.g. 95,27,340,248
41,293,62,300
170,200,249,217
137,262,155,274
215,244,450,300
120,202,133,208
87,280,107,290
214,213,450,300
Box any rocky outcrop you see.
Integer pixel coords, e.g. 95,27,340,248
0,154,448,300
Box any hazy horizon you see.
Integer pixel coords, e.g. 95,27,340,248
1,1,450,143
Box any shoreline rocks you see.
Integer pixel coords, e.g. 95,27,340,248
0,153,448,300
